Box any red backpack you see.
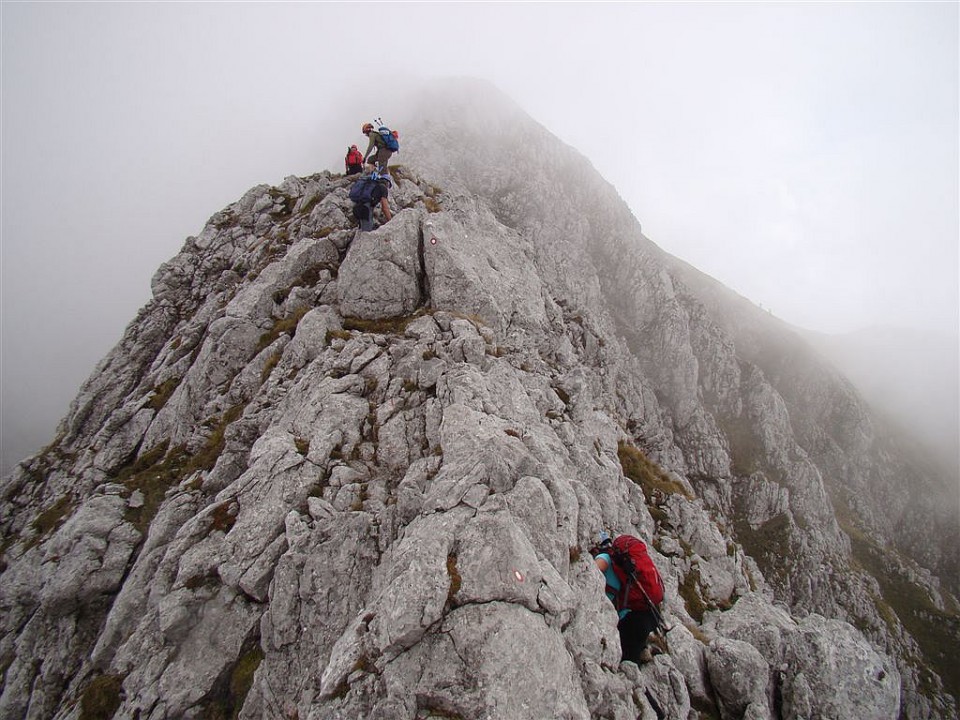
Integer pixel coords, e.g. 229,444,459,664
609,535,664,611
346,146,363,166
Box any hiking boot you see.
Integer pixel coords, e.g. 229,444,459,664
638,647,654,664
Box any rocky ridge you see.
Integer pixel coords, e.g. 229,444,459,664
1,82,956,720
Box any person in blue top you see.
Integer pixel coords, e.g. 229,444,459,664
591,531,662,664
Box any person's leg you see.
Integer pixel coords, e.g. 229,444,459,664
618,609,660,663
617,612,646,663
354,203,373,231
636,608,659,642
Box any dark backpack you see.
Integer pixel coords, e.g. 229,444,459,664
378,125,400,152
349,177,379,205
609,535,664,611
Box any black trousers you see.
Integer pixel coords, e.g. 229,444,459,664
618,608,659,663
352,202,374,231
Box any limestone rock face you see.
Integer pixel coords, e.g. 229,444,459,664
705,637,772,719
338,209,425,320
1,82,955,720
705,593,901,720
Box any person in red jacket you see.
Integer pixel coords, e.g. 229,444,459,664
345,145,364,175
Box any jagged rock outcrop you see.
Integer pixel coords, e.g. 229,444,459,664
1,80,955,720
400,79,958,718
704,593,900,720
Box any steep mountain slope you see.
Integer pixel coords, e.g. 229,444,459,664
401,73,960,674
1,80,956,720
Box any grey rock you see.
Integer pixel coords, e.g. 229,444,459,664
705,637,772,719
707,593,901,720
422,207,549,336
337,209,424,320
1,82,954,720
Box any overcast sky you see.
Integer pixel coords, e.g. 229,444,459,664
2,2,958,472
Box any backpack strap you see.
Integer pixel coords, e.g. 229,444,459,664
606,552,630,612
614,583,629,613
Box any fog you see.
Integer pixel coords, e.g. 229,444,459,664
806,326,959,479
2,3,957,474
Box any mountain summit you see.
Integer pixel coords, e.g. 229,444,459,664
2,80,956,720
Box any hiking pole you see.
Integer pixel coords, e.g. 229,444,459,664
628,570,671,634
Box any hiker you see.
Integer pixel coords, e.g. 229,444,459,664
345,145,364,175
591,531,666,664
361,121,399,171
349,170,392,232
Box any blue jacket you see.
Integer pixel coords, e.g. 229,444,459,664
597,552,630,619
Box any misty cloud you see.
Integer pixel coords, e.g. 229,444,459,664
2,2,957,473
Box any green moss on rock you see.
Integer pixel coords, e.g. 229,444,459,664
196,642,264,720
147,376,182,411
79,674,123,720
27,494,76,549
678,566,707,623
256,307,311,353
446,554,462,607
618,441,691,501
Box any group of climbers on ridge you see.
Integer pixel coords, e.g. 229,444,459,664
344,119,669,669
591,531,668,665
345,120,668,672
346,118,400,232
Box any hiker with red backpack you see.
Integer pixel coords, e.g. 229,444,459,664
361,119,399,171
591,532,667,664
345,145,364,175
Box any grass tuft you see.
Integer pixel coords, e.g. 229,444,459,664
678,566,707,623
618,441,691,500
256,307,311,353
446,554,462,607
196,642,264,719
114,405,246,535
325,329,352,344
733,514,793,588
720,414,765,477
147,377,182,411
209,500,238,534
191,404,246,474
79,674,123,720
342,315,419,335
260,351,282,384
25,494,76,550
